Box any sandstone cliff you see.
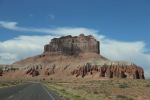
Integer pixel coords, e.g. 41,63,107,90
44,34,100,55
71,63,145,79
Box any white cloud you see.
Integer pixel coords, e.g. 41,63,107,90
0,21,97,36
0,53,17,64
0,21,53,34
0,35,54,64
0,21,17,30
0,21,150,78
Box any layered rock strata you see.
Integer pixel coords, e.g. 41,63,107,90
44,34,100,55
71,63,145,79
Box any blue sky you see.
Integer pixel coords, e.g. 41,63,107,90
0,0,150,77
0,0,150,42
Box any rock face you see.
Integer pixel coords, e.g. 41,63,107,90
71,63,145,79
26,68,40,77
26,66,40,77
44,34,100,55
0,65,19,77
0,70,3,76
44,64,56,76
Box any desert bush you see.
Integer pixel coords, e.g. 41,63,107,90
60,88,66,92
144,82,150,87
0,68,3,76
93,90,99,94
116,95,133,100
10,67,19,72
118,83,129,88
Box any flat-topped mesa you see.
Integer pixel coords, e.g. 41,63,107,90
44,34,100,55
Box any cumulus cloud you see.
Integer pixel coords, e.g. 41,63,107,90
0,21,150,77
0,35,53,64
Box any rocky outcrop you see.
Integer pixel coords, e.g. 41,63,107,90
71,63,145,79
0,65,19,77
45,64,56,75
26,68,40,77
25,65,41,77
0,69,3,76
44,34,100,55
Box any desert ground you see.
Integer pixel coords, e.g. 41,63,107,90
0,75,150,100
44,79,150,100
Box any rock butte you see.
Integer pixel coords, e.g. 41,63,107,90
0,34,145,80
44,34,100,55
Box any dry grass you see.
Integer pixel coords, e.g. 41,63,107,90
0,80,24,88
45,79,150,100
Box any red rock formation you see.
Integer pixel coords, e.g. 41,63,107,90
44,64,56,76
44,34,100,55
71,63,145,79
32,70,39,77
26,68,40,77
0,70,3,76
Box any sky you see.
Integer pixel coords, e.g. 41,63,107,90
0,0,150,77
